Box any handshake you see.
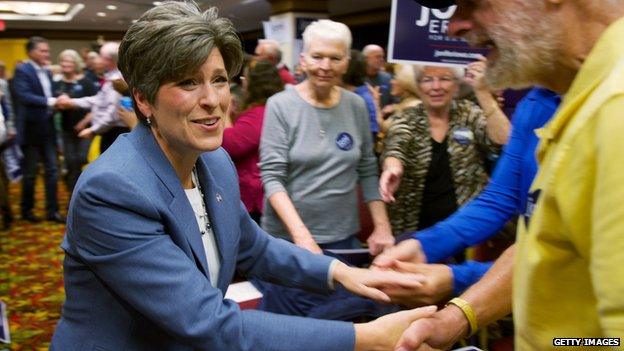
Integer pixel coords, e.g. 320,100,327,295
333,239,470,351
55,94,76,110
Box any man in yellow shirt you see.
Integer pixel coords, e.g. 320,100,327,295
385,0,624,350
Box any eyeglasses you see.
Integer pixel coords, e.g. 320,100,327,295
418,76,456,87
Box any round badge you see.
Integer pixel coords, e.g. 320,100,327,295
335,132,354,151
452,127,474,146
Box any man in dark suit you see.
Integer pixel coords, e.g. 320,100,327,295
12,37,64,223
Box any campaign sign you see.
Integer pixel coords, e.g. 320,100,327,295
388,0,488,66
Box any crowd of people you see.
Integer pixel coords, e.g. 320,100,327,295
2,0,622,349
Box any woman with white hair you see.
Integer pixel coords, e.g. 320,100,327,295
52,49,98,192
260,19,394,255
379,63,510,235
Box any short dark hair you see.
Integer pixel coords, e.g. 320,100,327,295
342,50,366,87
244,60,284,108
118,1,243,124
26,36,48,53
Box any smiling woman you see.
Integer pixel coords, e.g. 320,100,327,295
49,2,436,351
379,64,510,235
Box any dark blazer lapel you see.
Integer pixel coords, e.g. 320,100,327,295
26,62,45,96
195,155,233,290
128,124,210,277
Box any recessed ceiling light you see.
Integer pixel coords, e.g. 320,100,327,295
96,12,107,17
106,5,117,10
0,2,84,21
0,1,69,16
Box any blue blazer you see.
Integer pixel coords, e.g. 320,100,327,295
12,62,55,145
50,124,354,351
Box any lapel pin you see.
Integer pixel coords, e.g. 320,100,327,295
216,193,223,202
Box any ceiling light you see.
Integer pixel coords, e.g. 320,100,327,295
0,2,84,21
96,12,107,17
0,1,69,16
106,5,117,10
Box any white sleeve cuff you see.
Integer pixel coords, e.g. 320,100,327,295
47,97,57,107
327,259,340,290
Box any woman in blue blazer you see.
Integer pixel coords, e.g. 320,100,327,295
49,3,435,351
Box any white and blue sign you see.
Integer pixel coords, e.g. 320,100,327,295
388,0,488,67
335,132,354,151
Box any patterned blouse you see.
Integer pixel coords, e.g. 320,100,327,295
382,99,502,235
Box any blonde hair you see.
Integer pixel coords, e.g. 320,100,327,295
58,49,84,73
393,63,419,98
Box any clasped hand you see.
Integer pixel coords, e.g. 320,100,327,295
55,94,74,110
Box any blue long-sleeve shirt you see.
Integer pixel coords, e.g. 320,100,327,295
354,85,380,133
414,88,561,294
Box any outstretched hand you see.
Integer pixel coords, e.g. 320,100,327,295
381,261,453,307
373,239,428,269
332,261,425,303
379,168,402,203
395,305,469,351
355,305,438,351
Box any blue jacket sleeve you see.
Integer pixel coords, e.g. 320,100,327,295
414,89,558,263
449,260,493,295
69,169,354,351
415,115,529,262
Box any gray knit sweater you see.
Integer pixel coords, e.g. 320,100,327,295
260,87,381,243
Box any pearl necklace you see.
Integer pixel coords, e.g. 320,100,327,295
192,167,211,235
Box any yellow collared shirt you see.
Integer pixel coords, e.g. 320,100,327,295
514,17,624,350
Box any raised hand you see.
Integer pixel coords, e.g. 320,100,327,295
464,55,489,92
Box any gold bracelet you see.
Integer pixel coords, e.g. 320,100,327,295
446,297,478,337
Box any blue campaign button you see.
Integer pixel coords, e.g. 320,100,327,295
523,189,542,228
335,132,354,151
452,127,474,146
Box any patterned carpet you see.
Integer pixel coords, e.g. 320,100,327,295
0,178,69,351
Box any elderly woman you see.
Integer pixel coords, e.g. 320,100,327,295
380,64,510,235
222,60,284,223
52,49,98,192
260,20,394,256
49,3,433,351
